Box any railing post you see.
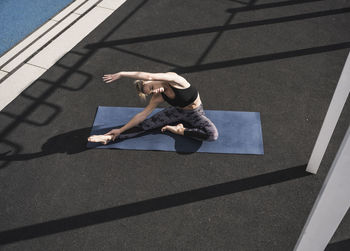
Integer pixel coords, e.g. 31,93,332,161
295,124,350,250
306,53,350,174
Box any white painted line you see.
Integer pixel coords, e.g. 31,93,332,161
0,64,46,110
74,0,100,15
98,0,126,10
51,0,86,21
0,70,7,81
29,7,114,69
2,14,80,72
0,21,57,67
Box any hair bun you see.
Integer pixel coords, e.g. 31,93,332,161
134,80,147,101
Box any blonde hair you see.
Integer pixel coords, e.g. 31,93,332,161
134,80,147,101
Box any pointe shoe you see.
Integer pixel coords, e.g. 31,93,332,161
88,135,112,145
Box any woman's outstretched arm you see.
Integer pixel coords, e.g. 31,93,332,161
103,71,189,87
104,94,163,140
88,94,163,144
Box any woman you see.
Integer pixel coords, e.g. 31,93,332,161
88,71,218,145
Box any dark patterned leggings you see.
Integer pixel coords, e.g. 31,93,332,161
119,105,218,141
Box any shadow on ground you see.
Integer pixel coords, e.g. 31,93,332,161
326,239,350,251
0,125,202,164
0,164,310,245
0,127,92,162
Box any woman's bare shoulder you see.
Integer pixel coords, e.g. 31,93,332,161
166,72,190,88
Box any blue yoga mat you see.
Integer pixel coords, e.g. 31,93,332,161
87,106,264,154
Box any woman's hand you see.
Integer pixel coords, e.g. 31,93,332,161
105,128,121,141
102,73,121,83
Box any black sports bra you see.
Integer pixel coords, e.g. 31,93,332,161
161,85,198,108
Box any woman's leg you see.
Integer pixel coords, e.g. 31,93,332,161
181,106,218,141
118,106,182,139
89,107,183,143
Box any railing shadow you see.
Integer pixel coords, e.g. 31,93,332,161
0,164,310,245
174,42,350,73
85,7,349,48
228,0,322,12
0,0,149,169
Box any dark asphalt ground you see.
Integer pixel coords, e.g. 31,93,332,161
1,0,350,250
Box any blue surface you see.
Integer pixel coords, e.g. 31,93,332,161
0,0,74,56
87,106,264,154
